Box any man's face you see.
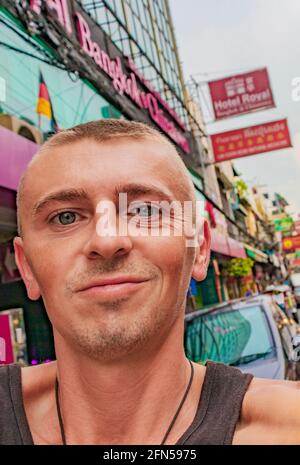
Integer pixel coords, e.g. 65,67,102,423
14,137,209,361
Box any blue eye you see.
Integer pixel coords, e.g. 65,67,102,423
130,204,160,217
51,211,78,225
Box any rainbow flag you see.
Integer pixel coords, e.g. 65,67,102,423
36,71,59,132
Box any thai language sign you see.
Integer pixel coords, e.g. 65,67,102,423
208,68,275,119
211,119,292,163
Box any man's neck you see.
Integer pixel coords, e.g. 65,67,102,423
53,334,196,444
22,325,205,445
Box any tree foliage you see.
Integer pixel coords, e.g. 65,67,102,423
224,257,254,277
235,179,248,199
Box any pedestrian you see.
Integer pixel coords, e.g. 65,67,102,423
1,119,300,445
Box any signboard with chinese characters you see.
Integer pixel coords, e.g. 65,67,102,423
211,119,292,163
208,68,275,120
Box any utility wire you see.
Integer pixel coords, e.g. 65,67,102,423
0,40,65,69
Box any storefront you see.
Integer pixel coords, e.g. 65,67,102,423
187,223,248,308
210,232,247,302
243,243,271,292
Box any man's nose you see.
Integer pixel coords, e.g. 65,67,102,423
83,208,133,260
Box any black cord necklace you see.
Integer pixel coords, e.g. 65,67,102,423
55,359,194,445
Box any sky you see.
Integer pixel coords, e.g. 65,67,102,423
170,0,300,215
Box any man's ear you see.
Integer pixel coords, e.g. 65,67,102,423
13,236,41,300
191,219,211,282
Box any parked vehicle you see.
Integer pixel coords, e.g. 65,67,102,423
184,295,300,380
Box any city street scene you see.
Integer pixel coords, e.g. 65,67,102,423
1,0,300,447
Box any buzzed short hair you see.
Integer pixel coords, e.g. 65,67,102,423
39,119,174,152
16,119,194,237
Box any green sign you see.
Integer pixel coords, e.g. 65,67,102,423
246,249,256,259
274,217,294,232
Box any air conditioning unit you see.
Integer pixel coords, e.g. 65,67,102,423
0,114,43,145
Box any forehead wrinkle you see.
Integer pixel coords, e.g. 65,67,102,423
113,182,175,203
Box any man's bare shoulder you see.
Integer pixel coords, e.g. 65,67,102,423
21,361,57,401
234,376,300,444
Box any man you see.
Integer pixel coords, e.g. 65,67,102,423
0,119,299,445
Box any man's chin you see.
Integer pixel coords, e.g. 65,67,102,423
71,328,154,362
63,309,167,362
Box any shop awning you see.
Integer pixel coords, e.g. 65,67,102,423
227,237,247,258
244,244,269,263
210,230,229,256
0,126,39,191
210,230,246,258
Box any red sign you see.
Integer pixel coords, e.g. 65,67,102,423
211,119,292,163
209,68,275,120
282,236,300,251
0,314,14,365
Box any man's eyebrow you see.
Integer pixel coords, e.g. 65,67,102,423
32,189,89,218
114,183,174,202
32,184,176,218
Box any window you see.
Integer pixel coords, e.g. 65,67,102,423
79,0,189,127
185,305,275,365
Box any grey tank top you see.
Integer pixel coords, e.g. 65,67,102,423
0,361,253,445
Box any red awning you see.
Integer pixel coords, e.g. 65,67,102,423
210,230,246,258
227,237,247,258
210,230,230,256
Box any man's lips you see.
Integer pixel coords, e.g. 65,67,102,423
78,276,148,291
76,276,150,299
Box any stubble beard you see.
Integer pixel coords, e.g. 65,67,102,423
66,298,181,363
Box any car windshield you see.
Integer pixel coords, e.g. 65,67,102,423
185,305,275,366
